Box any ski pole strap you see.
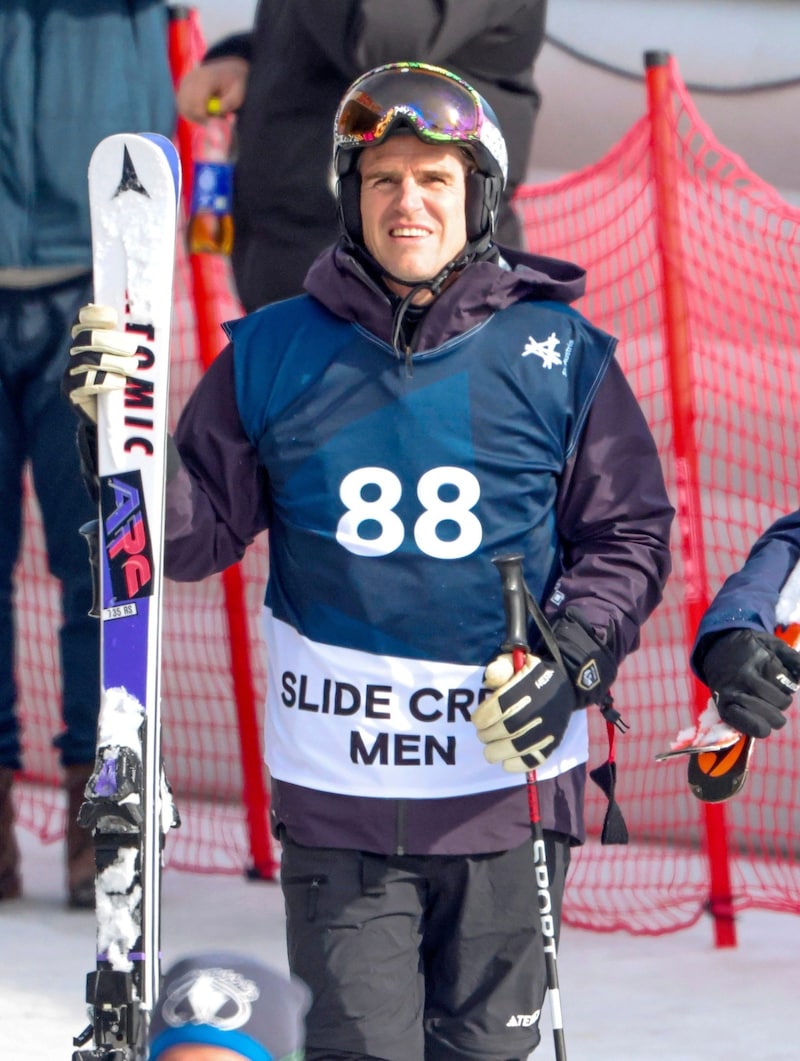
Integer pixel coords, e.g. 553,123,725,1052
523,583,566,670
587,694,630,845
521,575,630,844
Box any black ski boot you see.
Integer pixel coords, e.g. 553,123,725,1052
0,766,22,900
65,763,95,909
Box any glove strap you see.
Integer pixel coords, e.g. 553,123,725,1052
520,572,631,845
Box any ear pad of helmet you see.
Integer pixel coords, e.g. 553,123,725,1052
465,171,503,246
337,170,363,245
340,166,502,250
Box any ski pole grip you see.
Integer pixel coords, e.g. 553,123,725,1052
492,554,529,664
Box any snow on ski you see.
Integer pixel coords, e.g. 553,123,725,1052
72,133,180,1061
655,701,740,760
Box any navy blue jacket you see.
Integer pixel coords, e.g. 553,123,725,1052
692,508,800,671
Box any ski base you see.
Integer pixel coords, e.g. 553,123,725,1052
686,734,754,803
656,700,753,802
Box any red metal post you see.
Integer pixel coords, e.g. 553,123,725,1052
167,5,276,880
644,51,736,947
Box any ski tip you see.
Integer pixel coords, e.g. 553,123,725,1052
88,132,181,204
686,734,755,803
655,701,742,762
654,733,742,761
140,132,181,199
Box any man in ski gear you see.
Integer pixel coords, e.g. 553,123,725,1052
175,0,548,310
692,508,800,738
0,0,175,908
66,62,673,1060
148,951,310,1061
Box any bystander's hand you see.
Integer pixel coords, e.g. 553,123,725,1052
176,57,250,123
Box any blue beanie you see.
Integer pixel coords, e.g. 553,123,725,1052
149,952,310,1061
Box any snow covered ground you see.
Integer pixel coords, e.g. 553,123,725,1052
3,823,799,1060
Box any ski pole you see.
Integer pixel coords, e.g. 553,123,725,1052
492,554,567,1061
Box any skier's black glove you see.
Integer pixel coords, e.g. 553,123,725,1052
550,606,618,707
695,628,800,738
474,651,577,771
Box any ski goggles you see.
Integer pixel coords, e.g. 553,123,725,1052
335,62,486,148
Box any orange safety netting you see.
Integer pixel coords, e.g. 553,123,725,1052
514,54,800,934
12,51,800,936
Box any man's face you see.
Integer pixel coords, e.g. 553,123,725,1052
359,136,469,302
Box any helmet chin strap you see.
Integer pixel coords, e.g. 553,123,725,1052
387,250,473,373
351,239,472,294
384,247,473,301
348,241,474,368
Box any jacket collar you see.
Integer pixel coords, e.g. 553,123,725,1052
303,241,586,352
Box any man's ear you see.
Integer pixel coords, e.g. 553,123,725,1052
337,171,362,244
465,171,501,246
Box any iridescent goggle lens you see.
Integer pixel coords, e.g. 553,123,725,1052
336,64,483,147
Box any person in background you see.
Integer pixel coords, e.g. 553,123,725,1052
176,0,548,310
65,62,673,1058
0,0,175,908
692,508,800,737
148,951,310,1061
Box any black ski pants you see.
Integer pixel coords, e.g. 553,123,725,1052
280,831,571,1061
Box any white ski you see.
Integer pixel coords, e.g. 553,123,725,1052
72,133,180,1061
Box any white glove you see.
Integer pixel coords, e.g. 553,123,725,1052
63,304,142,424
472,651,577,772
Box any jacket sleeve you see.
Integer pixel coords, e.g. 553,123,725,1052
164,344,270,581
551,359,675,662
690,507,800,673
204,32,253,64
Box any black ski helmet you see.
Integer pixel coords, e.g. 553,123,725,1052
333,62,508,257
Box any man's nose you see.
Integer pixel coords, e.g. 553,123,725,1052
396,176,424,210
